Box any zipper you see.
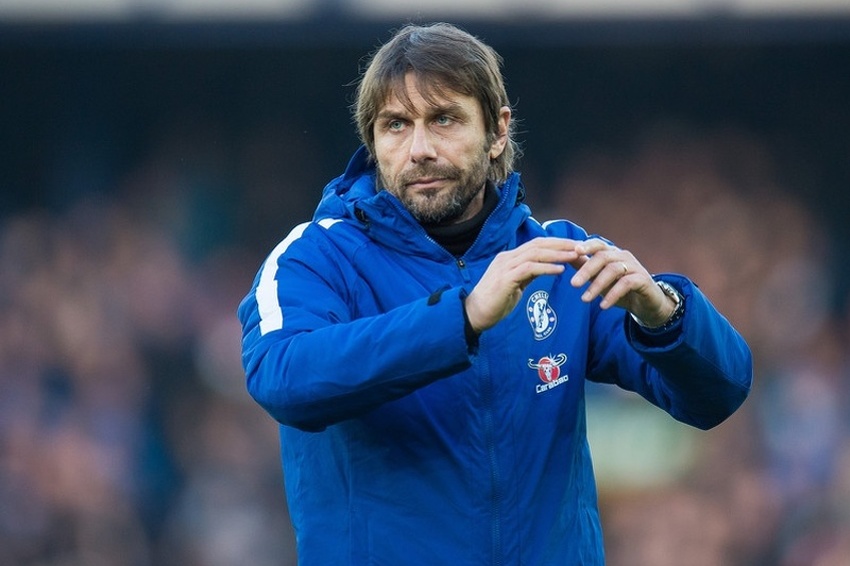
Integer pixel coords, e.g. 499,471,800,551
453,259,501,564
425,192,508,564
479,333,502,565
381,187,513,563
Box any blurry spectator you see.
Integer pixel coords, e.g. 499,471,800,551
0,189,293,564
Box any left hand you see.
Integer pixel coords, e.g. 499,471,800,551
567,238,676,327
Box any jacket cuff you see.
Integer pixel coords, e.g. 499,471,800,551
626,313,684,348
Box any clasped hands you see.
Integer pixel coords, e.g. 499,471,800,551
464,237,677,334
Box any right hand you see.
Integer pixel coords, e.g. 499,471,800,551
463,237,580,333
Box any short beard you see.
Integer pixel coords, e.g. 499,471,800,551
378,150,491,226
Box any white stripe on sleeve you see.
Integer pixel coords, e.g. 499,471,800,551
257,222,310,335
256,218,342,336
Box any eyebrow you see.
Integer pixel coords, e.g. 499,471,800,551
376,101,467,121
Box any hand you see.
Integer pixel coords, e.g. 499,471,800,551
464,237,580,333
568,238,675,327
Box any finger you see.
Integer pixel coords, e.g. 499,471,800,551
505,239,581,271
518,237,583,257
573,238,611,256
578,260,632,304
566,254,589,272
510,258,568,288
596,276,634,309
570,246,621,287
478,245,574,296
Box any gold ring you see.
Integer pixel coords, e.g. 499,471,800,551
621,262,628,275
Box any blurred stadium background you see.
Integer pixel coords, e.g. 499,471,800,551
2,2,850,565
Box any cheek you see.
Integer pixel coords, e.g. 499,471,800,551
374,140,403,171
375,154,399,183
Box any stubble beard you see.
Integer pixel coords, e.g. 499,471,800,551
378,151,491,226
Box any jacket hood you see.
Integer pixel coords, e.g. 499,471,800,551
313,145,531,260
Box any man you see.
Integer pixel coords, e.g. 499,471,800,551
238,22,752,565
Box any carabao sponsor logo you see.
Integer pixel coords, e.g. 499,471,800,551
528,353,569,394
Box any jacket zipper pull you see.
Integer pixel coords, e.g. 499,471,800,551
456,258,472,283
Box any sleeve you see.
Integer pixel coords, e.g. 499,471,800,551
586,273,753,430
237,223,474,432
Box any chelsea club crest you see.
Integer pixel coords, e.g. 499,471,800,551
526,290,557,341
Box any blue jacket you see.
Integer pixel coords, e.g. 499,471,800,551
238,147,753,565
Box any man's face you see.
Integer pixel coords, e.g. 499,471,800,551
373,73,509,225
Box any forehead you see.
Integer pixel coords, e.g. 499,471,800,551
379,72,480,117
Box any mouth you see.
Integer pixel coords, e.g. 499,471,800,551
405,177,448,191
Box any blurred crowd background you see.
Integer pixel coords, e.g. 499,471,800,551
2,4,850,565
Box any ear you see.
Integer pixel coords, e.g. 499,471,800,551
488,106,511,159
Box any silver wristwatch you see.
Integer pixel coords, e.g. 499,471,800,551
652,280,685,329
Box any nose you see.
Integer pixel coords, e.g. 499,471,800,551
408,123,437,163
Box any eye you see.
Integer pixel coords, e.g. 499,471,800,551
434,115,453,126
387,119,405,131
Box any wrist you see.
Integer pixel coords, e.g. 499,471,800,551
632,280,685,330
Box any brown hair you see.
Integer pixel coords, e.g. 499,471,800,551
353,22,519,185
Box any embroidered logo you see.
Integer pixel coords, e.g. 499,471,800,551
527,290,557,340
528,354,569,394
